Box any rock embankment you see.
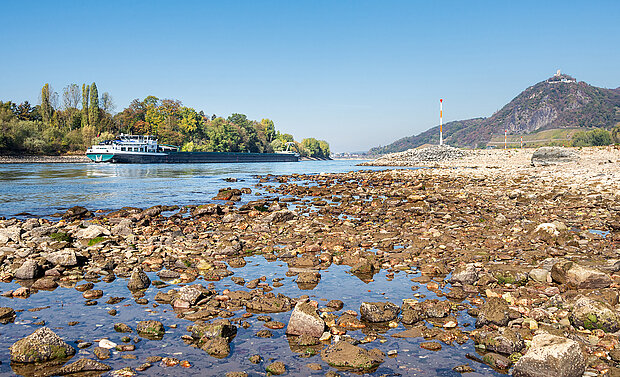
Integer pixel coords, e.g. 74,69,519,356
361,145,467,166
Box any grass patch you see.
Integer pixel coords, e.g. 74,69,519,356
88,237,106,246
50,232,72,242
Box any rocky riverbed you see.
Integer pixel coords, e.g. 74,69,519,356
0,147,619,376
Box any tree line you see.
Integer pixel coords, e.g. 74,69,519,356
0,83,330,158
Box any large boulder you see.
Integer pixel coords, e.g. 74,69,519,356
531,147,578,167
127,267,151,290
10,327,76,363
321,341,385,372
513,333,585,377
14,259,41,280
360,302,400,322
569,296,620,332
286,301,325,337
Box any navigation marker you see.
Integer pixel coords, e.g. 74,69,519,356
439,99,443,146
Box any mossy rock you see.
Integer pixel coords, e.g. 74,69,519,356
136,320,164,340
9,327,76,363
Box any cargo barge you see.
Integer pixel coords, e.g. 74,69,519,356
86,134,299,163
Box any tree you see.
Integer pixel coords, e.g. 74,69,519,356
89,82,99,127
260,118,276,142
40,83,53,123
100,92,115,113
62,84,81,110
81,84,89,127
611,123,620,144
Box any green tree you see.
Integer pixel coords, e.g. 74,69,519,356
89,82,99,127
40,83,53,123
81,84,89,127
611,123,620,144
260,118,276,142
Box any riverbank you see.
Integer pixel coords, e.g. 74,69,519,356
0,155,91,163
0,151,618,375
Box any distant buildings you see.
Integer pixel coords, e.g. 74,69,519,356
547,69,576,84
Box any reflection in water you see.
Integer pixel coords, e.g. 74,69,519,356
0,161,392,218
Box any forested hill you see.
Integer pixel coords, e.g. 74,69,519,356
368,74,620,154
0,83,330,158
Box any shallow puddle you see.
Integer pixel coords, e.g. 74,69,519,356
0,256,506,376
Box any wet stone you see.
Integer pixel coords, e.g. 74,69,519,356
93,346,110,360
266,361,286,375
9,327,76,363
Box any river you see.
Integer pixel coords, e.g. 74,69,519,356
0,160,387,219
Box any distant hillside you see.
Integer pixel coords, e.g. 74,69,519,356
368,73,620,154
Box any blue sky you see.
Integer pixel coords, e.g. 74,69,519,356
1,0,618,152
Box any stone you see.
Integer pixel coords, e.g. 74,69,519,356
360,301,400,322
286,300,325,337
482,353,512,370
14,259,41,280
136,320,164,339
565,264,611,289
75,224,110,239
31,277,58,290
266,361,286,375
192,319,237,340
62,206,91,220
114,323,133,333
178,284,204,305
0,226,22,243
531,147,578,166
9,327,76,363
320,340,385,372
56,358,111,375
569,296,620,332
201,336,230,358
127,267,150,290
420,342,442,351
449,263,479,285
471,328,524,355
46,250,79,267
263,209,297,223
296,271,321,284
93,346,110,360
513,333,585,377
476,297,512,328
529,268,551,283
327,300,344,311
0,306,16,324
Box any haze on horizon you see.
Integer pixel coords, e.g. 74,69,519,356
1,0,618,153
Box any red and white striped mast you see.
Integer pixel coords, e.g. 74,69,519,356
439,99,443,146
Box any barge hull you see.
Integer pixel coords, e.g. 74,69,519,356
109,152,298,163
